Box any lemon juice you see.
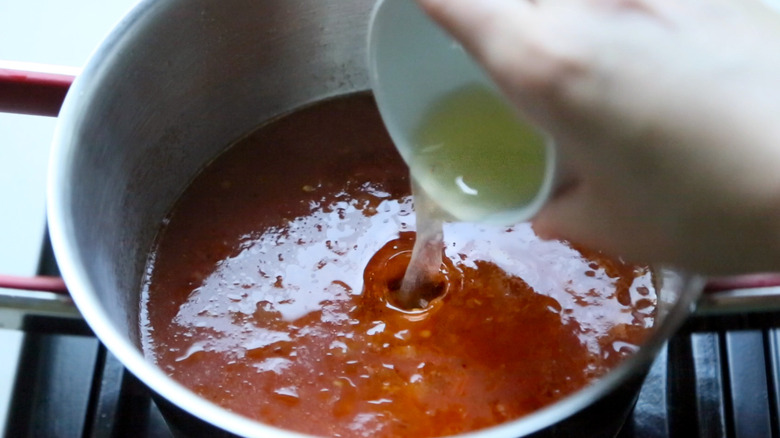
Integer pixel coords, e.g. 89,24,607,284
397,180,446,309
407,83,550,223
396,83,551,308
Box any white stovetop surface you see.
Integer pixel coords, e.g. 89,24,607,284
0,0,138,433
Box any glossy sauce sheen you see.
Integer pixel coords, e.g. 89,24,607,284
140,94,657,438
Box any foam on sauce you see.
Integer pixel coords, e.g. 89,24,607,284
140,93,657,438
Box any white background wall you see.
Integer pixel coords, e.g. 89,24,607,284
0,1,139,433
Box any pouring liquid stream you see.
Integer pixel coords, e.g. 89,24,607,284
392,84,550,310
394,181,446,310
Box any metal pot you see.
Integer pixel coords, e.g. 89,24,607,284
42,0,760,436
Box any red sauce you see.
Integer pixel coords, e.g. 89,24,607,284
140,93,656,437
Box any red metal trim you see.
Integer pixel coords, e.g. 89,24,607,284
0,271,779,298
703,273,780,292
0,68,74,117
0,274,69,295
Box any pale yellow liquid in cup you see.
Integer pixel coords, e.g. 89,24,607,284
398,83,549,306
407,83,548,223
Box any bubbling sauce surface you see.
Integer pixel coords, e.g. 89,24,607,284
140,93,657,438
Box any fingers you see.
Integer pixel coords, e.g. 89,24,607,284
416,0,535,73
417,0,576,129
417,0,534,44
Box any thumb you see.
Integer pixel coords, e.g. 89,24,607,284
533,186,629,260
533,185,596,244
534,185,675,268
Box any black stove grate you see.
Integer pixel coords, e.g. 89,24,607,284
5,318,780,437
620,327,780,438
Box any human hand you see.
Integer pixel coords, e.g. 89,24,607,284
418,0,780,275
